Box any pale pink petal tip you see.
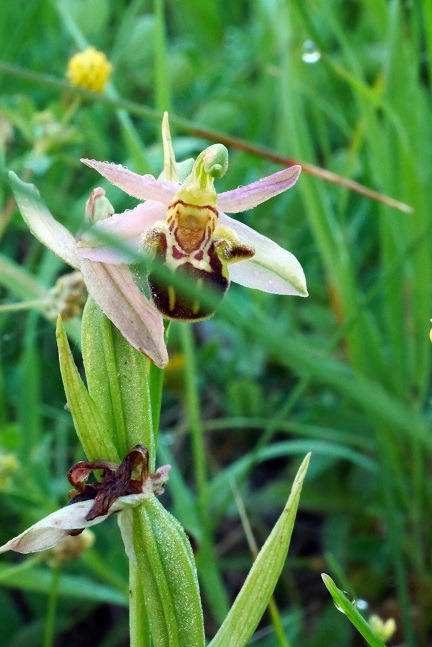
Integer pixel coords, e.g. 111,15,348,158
80,159,178,204
217,165,301,213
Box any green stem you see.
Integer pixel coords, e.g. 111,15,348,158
153,0,171,111
0,61,411,213
56,3,151,173
377,428,416,647
129,565,151,647
0,298,50,313
43,566,61,647
180,324,206,511
149,321,170,443
180,323,229,621
0,555,41,583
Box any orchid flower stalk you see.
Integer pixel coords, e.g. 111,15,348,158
4,115,310,647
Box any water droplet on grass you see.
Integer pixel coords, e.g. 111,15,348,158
302,40,321,64
334,590,356,613
355,598,369,612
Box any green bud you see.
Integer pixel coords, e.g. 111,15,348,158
85,187,114,223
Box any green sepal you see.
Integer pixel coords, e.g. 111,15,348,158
209,454,311,647
82,298,154,465
55,315,119,462
321,574,386,647
132,496,205,647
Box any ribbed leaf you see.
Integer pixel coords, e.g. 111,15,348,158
132,496,205,647
209,454,310,647
82,298,154,463
56,315,119,462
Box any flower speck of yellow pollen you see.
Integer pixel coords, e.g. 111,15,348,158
66,46,112,93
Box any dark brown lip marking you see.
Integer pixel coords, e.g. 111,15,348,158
67,445,150,522
169,200,218,216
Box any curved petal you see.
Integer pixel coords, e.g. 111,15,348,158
9,172,80,270
0,495,146,554
217,165,301,214
81,159,179,204
76,201,165,264
219,213,308,297
79,260,168,368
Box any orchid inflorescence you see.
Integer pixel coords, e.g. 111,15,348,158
4,114,311,647
9,114,307,369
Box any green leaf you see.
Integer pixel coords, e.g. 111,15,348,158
321,574,386,647
0,564,127,606
56,315,119,462
132,496,205,647
209,453,310,647
81,298,154,463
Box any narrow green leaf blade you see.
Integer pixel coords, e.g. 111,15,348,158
0,564,127,605
321,574,386,647
56,315,119,462
209,453,310,647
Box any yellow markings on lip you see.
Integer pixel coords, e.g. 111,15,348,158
192,278,204,316
168,285,176,312
167,200,218,230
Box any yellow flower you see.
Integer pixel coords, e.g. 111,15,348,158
66,46,112,93
368,614,396,642
0,451,19,490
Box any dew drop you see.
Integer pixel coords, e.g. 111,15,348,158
355,598,369,612
334,590,356,613
301,40,321,64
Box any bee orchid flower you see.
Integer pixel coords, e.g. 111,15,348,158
9,122,307,368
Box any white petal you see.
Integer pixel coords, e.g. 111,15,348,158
118,509,137,566
9,172,80,270
219,213,308,296
79,260,168,368
81,159,179,204
76,201,165,264
217,166,301,213
0,494,147,554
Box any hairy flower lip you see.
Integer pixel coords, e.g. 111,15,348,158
78,159,308,298
9,143,307,368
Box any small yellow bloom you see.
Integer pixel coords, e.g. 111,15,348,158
0,452,19,490
66,46,112,93
368,614,396,642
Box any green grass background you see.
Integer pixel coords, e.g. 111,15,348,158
0,0,431,645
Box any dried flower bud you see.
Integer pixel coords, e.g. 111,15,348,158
47,529,95,566
66,46,112,93
368,614,396,642
44,271,87,321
